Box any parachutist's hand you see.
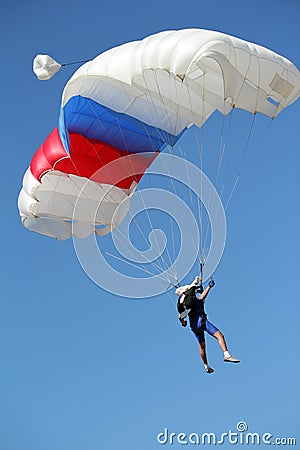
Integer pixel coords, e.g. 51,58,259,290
209,279,215,288
178,316,187,327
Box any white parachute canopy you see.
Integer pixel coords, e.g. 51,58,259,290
23,30,300,241
33,54,61,80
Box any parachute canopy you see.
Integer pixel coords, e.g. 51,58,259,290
19,29,300,240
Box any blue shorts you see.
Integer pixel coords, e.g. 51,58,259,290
189,316,219,343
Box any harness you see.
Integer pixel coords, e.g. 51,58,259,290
177,286,207,321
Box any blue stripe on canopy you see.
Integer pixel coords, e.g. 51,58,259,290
59,96,184,153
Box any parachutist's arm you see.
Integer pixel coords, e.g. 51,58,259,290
199,279,215,300
199,285,212,301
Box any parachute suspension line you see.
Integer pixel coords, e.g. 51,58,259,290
181,73,211,271
202,110,257,257
201,79,229,264
203,99,236,251
164,72,184,284
202,50,260,254
225,112,257,211
195,132,206,266
176,143,204,267
112,78,180,283
219,51,256,211
43,158,169,279
215,103,235,195
259,117,274,140
215,111,227,187
213,101,229,188
111,225,177,280
115,113,178,281
152,70,180,281
61,60,89,67
127,76,177,280
149,151,180,282
164,74,196,285
168,146,179,283
81,98,178,282
116,84,176,280
96,245,176,287
200,261,206,283
218,108,234,201
84,103,159,262
191,78,222,264
201,98,224,271
197,71,214,267
133,69,188,282
222,51,262,212
182,72,207,266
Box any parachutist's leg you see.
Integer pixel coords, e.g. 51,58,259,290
213,330,228,352
198,339,214,374
213,330,240,362
199,340,208,365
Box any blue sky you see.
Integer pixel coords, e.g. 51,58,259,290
1,1,300,449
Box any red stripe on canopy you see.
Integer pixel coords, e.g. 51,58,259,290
30,128,159,189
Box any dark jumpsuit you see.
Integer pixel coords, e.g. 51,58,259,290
189,292,219,343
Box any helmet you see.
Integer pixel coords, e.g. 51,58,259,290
175,285,190,296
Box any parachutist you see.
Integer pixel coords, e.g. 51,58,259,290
176,277,240,373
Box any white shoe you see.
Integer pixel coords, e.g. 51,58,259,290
224,355,240,363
